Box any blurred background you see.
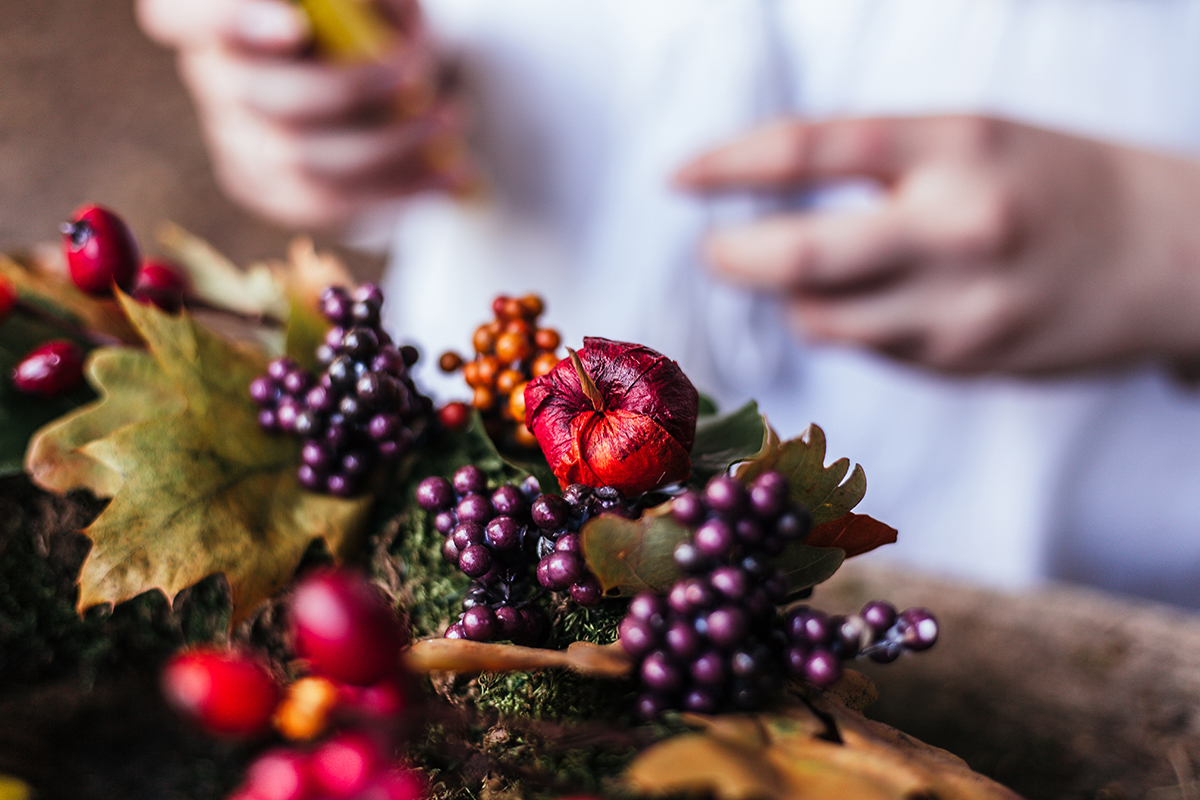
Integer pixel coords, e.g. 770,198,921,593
0,0,381,276
5,3,1200,799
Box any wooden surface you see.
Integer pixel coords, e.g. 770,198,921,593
822,560,1200,799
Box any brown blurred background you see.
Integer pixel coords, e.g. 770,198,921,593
0,0,380,276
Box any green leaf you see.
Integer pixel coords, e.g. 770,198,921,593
735,423,866,526
0,314,96,477
25,348,183,495
580,508,692,596
776,542,845,594
697,393,720,417
689,400,769,486
49,295,371,624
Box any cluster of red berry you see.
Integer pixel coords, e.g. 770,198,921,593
3,205,189,398
435,294,562,447
161,568,427,800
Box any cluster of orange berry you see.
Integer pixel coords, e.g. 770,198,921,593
438,294,562,448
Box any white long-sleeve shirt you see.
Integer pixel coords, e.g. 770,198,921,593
380,0,1200,607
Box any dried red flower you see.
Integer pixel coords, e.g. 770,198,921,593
524,337,699,495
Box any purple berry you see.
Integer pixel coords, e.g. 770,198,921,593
484,516,522,551
803,649,842,687
456,493,494,524
628,593,667,625
640,651,683,693
461,606,497,641
704,475,748,517
690,650,726,686
453,465,487,495
670,490,707,526
694,518,735,559
531,495,569,530
544,552,584,589
861,600,898,637
490,485,527,517
896,607,939,651
706,606,749,649
569,576,602,606
457,544,492,577
416,476,454,511
619,616,661,658
748,471,789,519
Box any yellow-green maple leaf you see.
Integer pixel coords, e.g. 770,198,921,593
41,294,371,623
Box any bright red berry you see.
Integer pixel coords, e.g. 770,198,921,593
11,340,85,397
239,747,313,800
436,400,471,432
161,647,282,738
133,258,189,312
0,276,17,323
290,568,408,686
61,204,140,296
338,675,412,719
308,729,382,797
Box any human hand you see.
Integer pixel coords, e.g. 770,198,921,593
137,0,470,231
675,115,1200,375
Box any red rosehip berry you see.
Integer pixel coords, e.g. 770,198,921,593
308,729,383,797
0,276,17,323
436,400,471,432
60,204,140,296
239,747,313,800
11,339,85,398
133,258,189,312
161,647,282,738
290,568,408,686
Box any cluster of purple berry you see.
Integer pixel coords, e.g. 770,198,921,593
416,466,549,644
781,601,939,688
250,284,429,496
414,469,626,644
529,484,626,605
618,471,810,717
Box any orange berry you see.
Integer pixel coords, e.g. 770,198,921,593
531,351,560,377
495,368,524,395
504,318,534,337
509,382,528,420
462,360,484,388
534,328,561,351
495,331,533,364
491,295,510,319
472,324,496,354
500,297,524,320
518,294,544,319
514,423,539,448
476,354,500,386
273,676,340,741
473,385,496,410
438,351,464,373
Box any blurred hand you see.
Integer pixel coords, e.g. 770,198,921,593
137,0,470,231
676,115,1200,375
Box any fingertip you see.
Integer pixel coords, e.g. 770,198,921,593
231,0,311,53
671,157,710,191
